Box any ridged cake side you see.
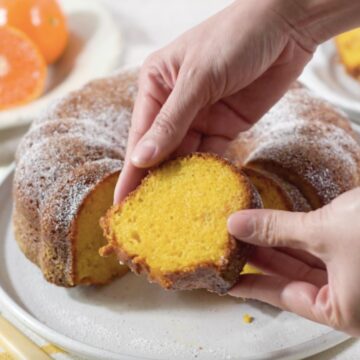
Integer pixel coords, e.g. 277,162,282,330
13,68,138,286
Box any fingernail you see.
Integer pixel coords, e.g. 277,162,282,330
227,213,255,239
131,140,157,167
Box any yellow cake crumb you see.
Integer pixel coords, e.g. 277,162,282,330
243,314,254,324
241,263,261,275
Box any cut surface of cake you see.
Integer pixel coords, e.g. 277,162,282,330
74,172,126,284
243,167,310,211
100,153,262,294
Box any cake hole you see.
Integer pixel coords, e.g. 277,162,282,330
131,231,141,243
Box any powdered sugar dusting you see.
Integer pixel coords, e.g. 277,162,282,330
48,160,118,221
36,69,138,132
248,120,359,203
232,87,360,205
15,134,123,205
15,69,136,208
37,159,122,281
16,118,124,162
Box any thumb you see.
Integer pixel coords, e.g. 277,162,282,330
130,68,208,168
227,208,328,255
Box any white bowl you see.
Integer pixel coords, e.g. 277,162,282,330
0,0,122,130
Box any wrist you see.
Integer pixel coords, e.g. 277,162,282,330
277,0,360,47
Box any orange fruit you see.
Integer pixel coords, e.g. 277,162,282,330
0,0,68,64
0,26,47,110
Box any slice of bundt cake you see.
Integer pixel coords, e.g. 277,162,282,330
100,153,262,295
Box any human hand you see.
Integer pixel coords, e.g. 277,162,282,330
114,0,316,203
228,187,360,337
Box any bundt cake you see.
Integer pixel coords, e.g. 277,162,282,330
13,66,360,290
335,28,360,80
99,154,262,295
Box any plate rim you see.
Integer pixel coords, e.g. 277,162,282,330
0,164,353,360
301,40,360,120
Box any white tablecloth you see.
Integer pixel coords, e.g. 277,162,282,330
0,0,359,358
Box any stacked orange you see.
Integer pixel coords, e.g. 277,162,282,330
0,0,68,110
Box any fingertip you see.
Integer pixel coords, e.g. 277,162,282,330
130,139,158,168
227,211,255,240
113,164,149,205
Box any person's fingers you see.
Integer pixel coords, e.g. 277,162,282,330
114,161,147,204
198,135,231,155
192,101,254,139
130,66,208,168
190,42,312,140
248,247,327,287
227,209,328,256
229,274,328,324
172,130,202,158
129,64,171,157
279,248,326,270
114,64,172,203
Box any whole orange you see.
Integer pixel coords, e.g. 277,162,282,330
0,0,68,64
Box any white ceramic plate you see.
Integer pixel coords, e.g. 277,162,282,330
0,0,122,131
300,40,360,123
0,167,352,360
